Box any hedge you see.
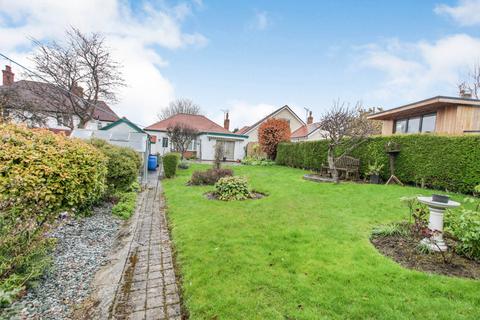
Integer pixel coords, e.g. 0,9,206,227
0,124,108,298
163,153,180,178
89,139,142,193
276,134,480,194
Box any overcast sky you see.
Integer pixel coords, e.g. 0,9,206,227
1,0,480,129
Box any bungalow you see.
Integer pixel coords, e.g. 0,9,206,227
0,65,119,134
290,111,325,142
368,95,480,135
144,113,248,161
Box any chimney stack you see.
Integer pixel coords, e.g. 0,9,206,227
2,65,14,86
224,112,230,130
307,111,313,124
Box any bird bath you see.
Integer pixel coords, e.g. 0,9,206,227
417,196,460,252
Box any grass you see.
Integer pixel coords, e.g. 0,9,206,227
163,164,480,319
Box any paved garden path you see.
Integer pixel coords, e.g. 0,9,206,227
108,174,182,320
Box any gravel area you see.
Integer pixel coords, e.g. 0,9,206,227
2,203,121,320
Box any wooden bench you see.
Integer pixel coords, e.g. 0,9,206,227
322,155,360,180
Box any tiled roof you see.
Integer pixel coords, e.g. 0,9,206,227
144,113,241,135
291,122,322,138
237,126,250,135
239,105,305,135
0,80,119,122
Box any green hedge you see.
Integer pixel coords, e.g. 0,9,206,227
89,139,141,193
0,124,108,300
276,135,480,194
163,153,180,178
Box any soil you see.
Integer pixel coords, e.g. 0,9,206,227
204,191,266,201
371,232,480,279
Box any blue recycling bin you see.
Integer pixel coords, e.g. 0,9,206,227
148,154,157,171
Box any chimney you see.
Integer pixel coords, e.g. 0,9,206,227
307,111,313,124
224,112,230,130
2,65,14,86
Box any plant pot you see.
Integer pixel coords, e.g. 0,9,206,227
432,194,449,203
222,157,227,162
369,174,380,184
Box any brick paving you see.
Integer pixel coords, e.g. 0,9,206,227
109,177,181,320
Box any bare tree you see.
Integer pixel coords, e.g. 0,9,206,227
213,143,224,169
166,123,199,160
320,100,376,183
458,63,480,99
158,98,201,120
29,27,124,128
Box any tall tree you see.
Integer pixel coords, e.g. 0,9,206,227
166,123,199,160
30,27,124,128
258,118,291,160
458,63,480,99
319,101,376,183
158,98,201,120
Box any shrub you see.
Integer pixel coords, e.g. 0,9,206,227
241,156,275,166
258,118,291,160
445,201,480,261
163,153,180,178
215,176,250,201
178,161,190,169
276,134,480,193
371,223,409,238
190,168,233,185
0,124,108,299
89,139,141,193
112,191,137,219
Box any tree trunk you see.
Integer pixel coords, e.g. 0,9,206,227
327,145,339,183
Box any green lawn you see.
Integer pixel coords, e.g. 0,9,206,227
163,164,480,320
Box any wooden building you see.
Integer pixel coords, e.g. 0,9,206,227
368,96,480,135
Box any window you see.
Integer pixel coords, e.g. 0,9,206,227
162,137,168,148
394,113,436,134
187,140,196,151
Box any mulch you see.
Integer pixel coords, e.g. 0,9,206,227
371,233,480,279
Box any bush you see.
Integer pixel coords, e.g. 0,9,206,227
241,156,275,166
89,139,141,193
178,161,190,169
445,198,480,261
258,118,291,159
276,134,480,193
215,176,250,201
163,153,180,178
189,168,233,185
0,124,108,299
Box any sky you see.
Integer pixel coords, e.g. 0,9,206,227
1,0,480,129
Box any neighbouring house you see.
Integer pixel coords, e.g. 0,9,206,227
368,95,480,135
290,111,325,142
237,105,305,143
144,113,248,161
0,65,119,135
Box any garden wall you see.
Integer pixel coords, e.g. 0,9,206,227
276,134,480,194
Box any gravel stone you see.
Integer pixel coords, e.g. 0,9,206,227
2,203,121,320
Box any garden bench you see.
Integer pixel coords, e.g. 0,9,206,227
322,155,360,180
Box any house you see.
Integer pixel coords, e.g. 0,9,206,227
368,95,480,135
290,111,325,142
237,105,305,143
0,65,119,134
144,113,248,161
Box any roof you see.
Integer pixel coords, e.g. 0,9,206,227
144,113,247,137
101,117,146,133
239,105,305,135
368,96,480,120
291,122,322,138
0,80,119,122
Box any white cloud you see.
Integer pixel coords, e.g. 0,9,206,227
358,34,480,103
0,0,207,126
249,11,271,31
435,0,480,26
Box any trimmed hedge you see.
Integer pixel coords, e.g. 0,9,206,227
0,124,108,297
276,134,480,194
89,139,141,193
163,153,180,178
